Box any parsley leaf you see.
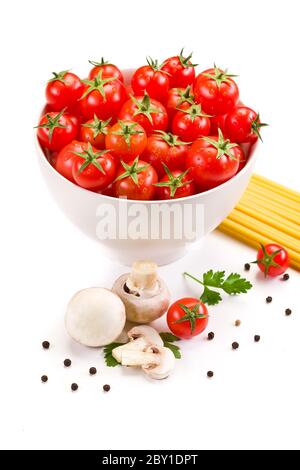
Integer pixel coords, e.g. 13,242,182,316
184,269,252,305
159,332,181,359
222,273,252,294
202,270,225,287
159,332,180,343
200,286,222,305
164,342,181,359
221,272,253,295
103,342,123,367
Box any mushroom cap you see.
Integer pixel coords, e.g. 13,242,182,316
128,325,164,347
142,346,175,380
65,287,126,347
112,274,170,323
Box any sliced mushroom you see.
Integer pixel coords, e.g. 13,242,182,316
112,325,163,363
142,345,175,380
128,325,164,346
112,261,170,323
121,350,161,367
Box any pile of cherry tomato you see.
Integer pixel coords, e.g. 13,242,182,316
36,51,267,200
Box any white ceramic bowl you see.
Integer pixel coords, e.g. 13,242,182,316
37,70,258,265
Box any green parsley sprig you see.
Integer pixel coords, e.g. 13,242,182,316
183,269,252,306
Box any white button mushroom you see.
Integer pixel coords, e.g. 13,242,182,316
65,287,126,347
112,261,170,323
111,325,175,379
112,325,163,363
142,345,175,380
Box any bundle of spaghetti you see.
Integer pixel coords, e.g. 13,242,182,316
218,174,300,271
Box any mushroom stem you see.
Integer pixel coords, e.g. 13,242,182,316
126,260,158,291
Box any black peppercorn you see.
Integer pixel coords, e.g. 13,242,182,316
64,359,71,367
42,341,50,349
285,308,292,316
266,296,272,303
207,332,215,340
71,383,78,391
254,335,260,342
103,384,111,392
283,273,289,281
232,342,239,350
207,371,214,378
41,375,48,383
89,367,97,375
235,319,241,327
244,263,250,271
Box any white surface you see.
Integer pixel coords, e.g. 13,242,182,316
1,0,300,451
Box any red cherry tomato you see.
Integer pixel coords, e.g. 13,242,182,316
256,243,289,277
72,143,116,191
36,109,78,152
167,298,208,339
113,158,157,200
172,104,211,142
45,70,84,112
224,106,267,144
67,112,83,128
79,71,127,121
166,86,195,120
131,58,170,102
88,58,124,82
55,141,89,182
155,165,195,200
142,131,190,177
194,65,239,115
161,49,197,88
209,114,227,135
105,120,147,162
119,94,168,135
79,116,111,149
186,130,243,191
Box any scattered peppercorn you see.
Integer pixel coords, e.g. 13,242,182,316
103,384,111,392
207,332,215,340
89,367,97,375
285,308,292,316
254,335,261,342
244,263,250,271
235,320,241,327
42,341,50,349
207,371,214,378
41,375,48,383
71,383,78,391
232,342,239,350
64,359,71,367
282,273,289,281
266,296,272,303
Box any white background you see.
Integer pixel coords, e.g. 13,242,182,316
1,0,300,451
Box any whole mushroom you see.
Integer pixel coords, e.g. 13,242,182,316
65,287,126,347
112,261,170,323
